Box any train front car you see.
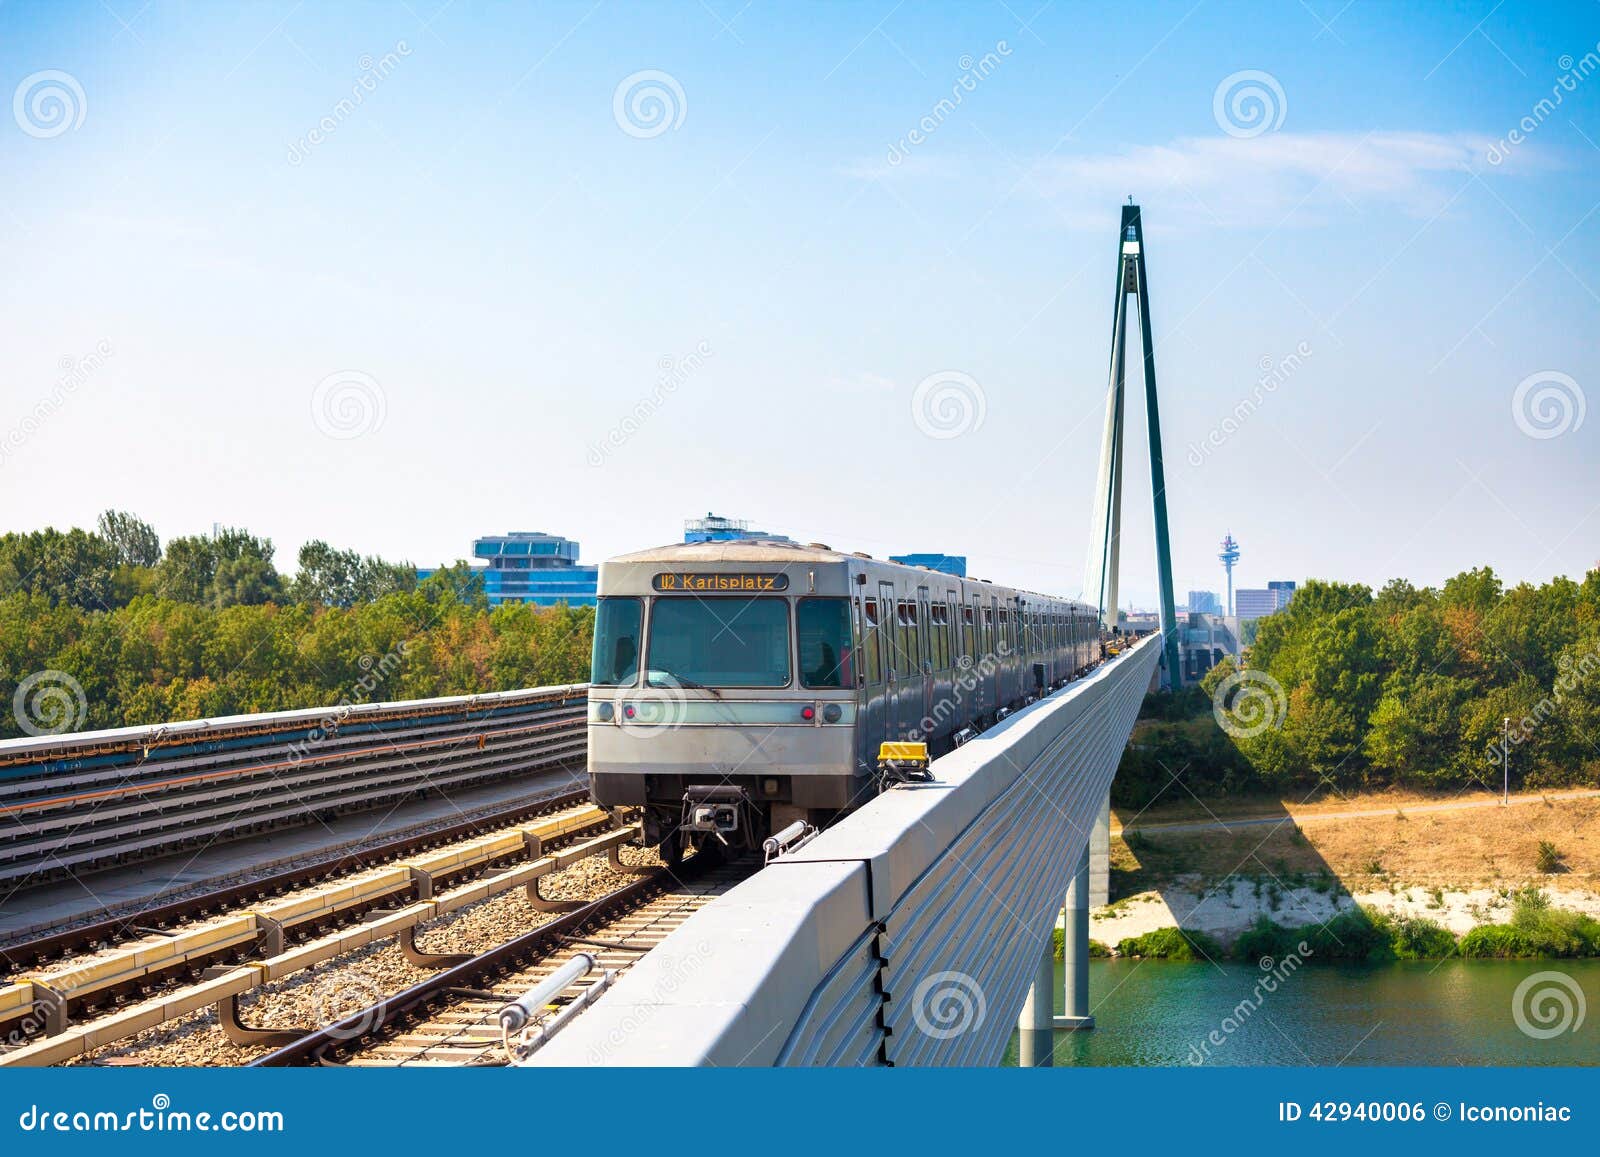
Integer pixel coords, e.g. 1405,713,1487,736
586,541,865,859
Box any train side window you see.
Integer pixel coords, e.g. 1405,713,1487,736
879,583,900,676
900,601,921,672
798,598,852,689
863,599,882,683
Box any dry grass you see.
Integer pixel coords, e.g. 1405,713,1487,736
1110,792,1600,898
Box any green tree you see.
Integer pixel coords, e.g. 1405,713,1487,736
96,510,162,568
0,527,119,610
159,527,282,607
294,540,417,607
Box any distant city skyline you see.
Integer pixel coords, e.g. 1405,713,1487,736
2,3,1595,607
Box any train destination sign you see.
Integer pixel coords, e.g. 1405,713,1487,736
652,572,790,592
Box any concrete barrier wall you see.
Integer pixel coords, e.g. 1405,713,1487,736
531,635,1159,1067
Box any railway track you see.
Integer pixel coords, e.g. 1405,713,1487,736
252,852,753,1067
0,797,644,1065
0,788,590,970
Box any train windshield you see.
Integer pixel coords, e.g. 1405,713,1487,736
646,597,790,688
797,598,852,688
591,597,642,686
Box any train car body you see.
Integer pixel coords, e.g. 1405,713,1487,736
586,540,1101,854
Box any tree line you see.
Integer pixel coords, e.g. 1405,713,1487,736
0,513,594,739
1116,568,1600,804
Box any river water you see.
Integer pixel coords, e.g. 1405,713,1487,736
1003,959,1598,1065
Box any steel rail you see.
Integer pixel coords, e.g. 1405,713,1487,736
249,850,737,1067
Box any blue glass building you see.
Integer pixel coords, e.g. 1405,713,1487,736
683,513,793,543
889,553,968,577
420,531,598,607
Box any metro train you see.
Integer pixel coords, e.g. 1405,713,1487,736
585,539,1107,858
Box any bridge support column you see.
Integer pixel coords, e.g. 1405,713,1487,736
1055,844,1095,1031
1089,792,1110,908
1017,926,1055,1067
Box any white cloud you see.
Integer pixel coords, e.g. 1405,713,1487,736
855,131,1542,232
1030,132,1504,230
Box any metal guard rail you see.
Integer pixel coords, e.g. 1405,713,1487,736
526,636,1160,1067
0,684,591,777
0,684,591,885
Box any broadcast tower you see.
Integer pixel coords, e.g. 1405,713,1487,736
1219,533,1241,617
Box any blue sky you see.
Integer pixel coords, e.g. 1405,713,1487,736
1,0,1596,607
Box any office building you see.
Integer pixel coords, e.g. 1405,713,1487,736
683,513,792,543
1235,582,1295,620
890,553,968,577
1181,612,1241,681
420,531,598,607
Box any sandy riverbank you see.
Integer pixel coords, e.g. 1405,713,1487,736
1090,878,1600,946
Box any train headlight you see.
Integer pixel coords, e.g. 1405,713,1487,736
595,701,614,722
823,703,843,723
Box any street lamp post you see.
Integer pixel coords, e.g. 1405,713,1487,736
1502,715,1510,806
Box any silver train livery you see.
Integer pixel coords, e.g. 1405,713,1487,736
586,540,1104,857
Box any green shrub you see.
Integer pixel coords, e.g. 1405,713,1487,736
1116,927,1223,961
1389,914,1458,960
1536,840,1565,873
1459,925,1546,958
1301,908,1398,961
1459,894,1600,958
1232,916,1303,962
1232,908,1458,962
1051,929,1112,960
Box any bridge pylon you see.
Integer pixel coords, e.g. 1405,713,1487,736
1083,202,1182,690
